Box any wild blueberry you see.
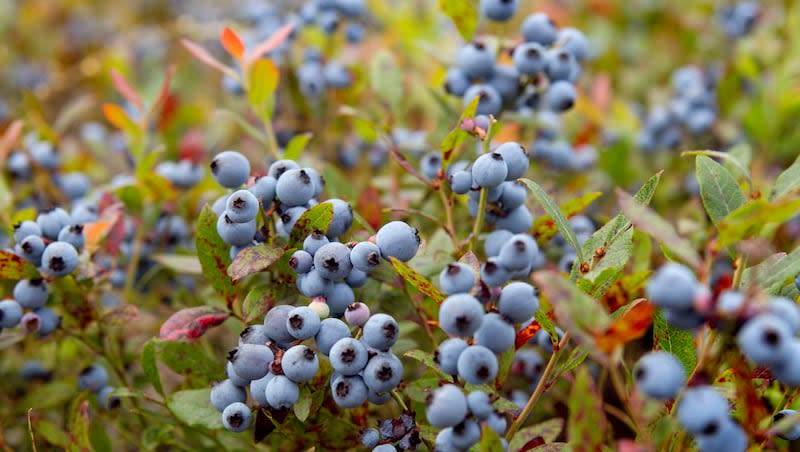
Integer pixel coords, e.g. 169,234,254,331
248,175,277,210
315,318,351,356
282,345,319,383
265,375,300,409
239,324,271,346
633,351,686,400
249,373,274,406
0,299,22,329
435,338,468,376
475,312,515,353
228,344,273,381
36,208,71,240
448,169,473,194
444,68,471,96
558,27,590,61
451,419,481,449
772,339,800,386
737,313,792,366
13,221,41,243
330,337,369,376
458,41,495,80
35,307,60,336
376,221,420,262
545,80,577,112
327,282,355,316
472,152,508,189
498,282,539,323
275,169,316,207
439,294,484,337
289,250,313,274
222,402,252,433
362,313,399,351
694,418,747,452
676,386,730,435
57,224,84,250
313,242,353,280
480,0,518,21
646,263,699,311
13,278,48,309
521,13,558,46
344,302,370,327
439,263,476,295
498,181,527,210
481,257,511,287
463,83,503,117
264,305,295,344
426,384,467,428
363,352,403,392
286,306,321,340
767,297,800,334
351,241,382,273
513,42,546,75
41,241,79,277
484,229,513,257
323,199,353,238
545,48,577,81
514,349,545,381
226,362,249,387
303,231,330,256
225,190,259,223
78,364,109,392
457,345,498,384
210,151,250,189
297,268,333,297
331,374,369,408
97,386,121,410
216,214,256,247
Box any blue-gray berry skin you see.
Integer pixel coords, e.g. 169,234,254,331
767,297,800,334
41,241,79,277
515,349,545,381
487,412,507,435
250,373,274,406
463,84,503,117
498,282,539,324
448,170,473,194
29,141,60,169
286,306,321,340
545,48,577,82
315,318,351,356
303,231,330,256
277,206,308,238
771,339,800,386
265,375,300,409
646,263,698,311
458,42,495,79
495,142,529,180
498,234,539,271
7,151,31,179
211,151,250,189
228,344,273,381
248,176,277,210
20,360,51,381
435,338,469,376
521,13,558,46
57,172,91,200
35,307,60,337
298,61,327,98
489,64,521,103
484,229,513,257
225,190,259,223
663,306,706,330
481,258,510,287
57,224,84,250
289,250,313,274
451,418,481,449
267,159,300,180
439,263,476,295
775,409,800,440
263,305,295,344
331,374,369,408
297,268,333,297
346,268,369,288
376,221,420,262
737,313,792,366
558,27,590,61
457,345,499,384
695,419,747,452
37,208,71,240
472,152,508,189
545,80,577,112
313,242,353,280
494,205,534,233
498,181,527,210
78,364,109,392
361,428,381,448
13,279,48,309
475,312,515,353
212,194,230,216
323,199,353,238
420,151,442,180
226,361,249,387
96,386,120,410
237,324,270,346
444,68,471,96
362,314,399,351
0,299,23,328
324,62,352,88
327,282,355,317
276,169,316,207
467,390,493,420
222,402,252,433
363,352,403,392
426,384,467,428
368,388,391,405
216,214,256,247
439,294,484,337
480,0,518,21
330,337,369,376
633,351,686,400
513,42,546,75
282,345,319,383
350,241,381,273
676,386,730,435
435,428,457,451
13,221,41,243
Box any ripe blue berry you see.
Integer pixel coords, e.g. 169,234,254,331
363,352,403,392
97,386,121,410
225,190,259,223
514,349,545,381
484,229,513,257
494,205,534,233
487,412,507,435
457,345,498,384
0,299,23,328
767,297,800,334
439,263,476,295
633,351,686,400
472,152,508,189
248,175,277,210
327,282,355,317
313,242,353,280
222,402,252,433
249,373,274,406
521,13,558,46
35,307,60,337
426,384,467,428
351,241,382,273
694,419,747,452
13,221,41,242
448,170,473,194
498,234,539,271
480,0,518,21
772,339,800,386
226,361,249,387
281,345,319,383
421,151,442,180
276,169,316,207
458,42,495,79
481,257,510,287
268,159,300,180
361,428,380,448
210,151,250,189
303,231,330,256
646,263,699,311
277,206,308,237
376,221,420,262
330,337,369,376
489,64,521,103
464,83,504,117
41,241,79,277
545,80,577,112
297,268,333,297
228,344,273,381
323,199,353,238
57,172,91,200
513,42,546,75
216,214,255,247
498,282,539,324
676,386,730,435
289,250,313,274
13,278,48,309
467,390,493,420
435,338,469,376
346,268,368,288
286,306,321,340
558,27,590,61
451,419,481,449
545,48,577,82
495,142,529,180
331,374,369,408
315,318,351,356
475,312,515,353
264,305,295,344
362,314,399,352
444,68,471,96
498,181,527,210
439,294,484,337
57,224,84,250
324,61,352,88
78,364,109,392
37,208,71,240
265,375,299,409
737,313,792,366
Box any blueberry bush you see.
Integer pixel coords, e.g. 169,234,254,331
1,0,800,451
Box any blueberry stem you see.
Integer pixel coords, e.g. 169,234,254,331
608,357,645,438
435,183,459,249
390,389,408,412
468,187,489,253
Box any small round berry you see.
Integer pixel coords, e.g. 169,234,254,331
363,352,403,392
265,375,300,409
439,263,476,295
376,221,421,262
362,314,399,352
457,345,498,384
426,384,467,428
633,351,686,400
472,152,508,189
210,151,250,189
676,386,730,435
344,302,370,327
221,402,252,433
276,169,316,207
41,241,79,277
315,318,351,356
439,294,484,337
286,306,321,340
435,338,469,376
225,190,260,223
351,241,382,273
330,337,369,376
281,345,319,383
313,242,353,280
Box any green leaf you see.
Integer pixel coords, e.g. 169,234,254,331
0,249,40,279
532,191,603,243
168,389,223,430
479,425,505,452
742,247,800,294
440,96,479,165
155,339,221,383
520,178,584,262
567,366,607,450
242,284,278,323
682,150,751,186
772,153,800,200
404,349,451,380
150,254,202,275
68,400,92,452
35,419,70,447
717,197,800,247
248,58,280,107
370,50,403,110
89,419,113,452
509,418,564,451
195,205,235,307
438,0,478,41
289,202,334,244
389,257,446,303
583,228,633,282
321,165,357,200
653,311,697,373
535,307,558,345
695,155,746,225
617,189,701,270
22,382,75,409
293,386,312,422
227,244,286,281
283,132,312,161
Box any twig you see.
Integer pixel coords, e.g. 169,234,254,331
468,188,488,253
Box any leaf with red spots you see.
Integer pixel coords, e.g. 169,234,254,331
567,366,607,451
509,418,564,451
357,186,383,231
227,244,285,281
52,276,95,329
83,201,124,256
389,257,446,303
515,319,542,350
242,284,280,323
594,299,655,353
289,202,334,244
195,205,236,308
159,307,229,341
530,191,602,244
0,250,40,280
440,95,479,165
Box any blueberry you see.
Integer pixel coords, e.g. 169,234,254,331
97,386,121,410
498,181,527,210
766,297,800,334
481,257,511,287
545,80,577,112
363,352,403,392
772,339,800,386
297,268,333,297
439,263,476,295
457,345,498,384
268,159,300,180
264,305,295,344
498,282,539,323
494,205,534,233
323,199,353,239
513,42,546,76
222,402,251,433
29,141,60,169
663,306,707,330
313,242,352,280
78,364,109,392
439,294,484,337
57,224,84,250
489,65,521,103
633,351,686,400
289,250,313,274
498,234,539,271
694,418,747,452
248,176,277,210
676,386,730,435
444,68,471,96
330,337,369,376
344,302,370,327
327,282,355,316
286,306,321,340
558,27,590,61
228,344,273,381
421,151,442,180
484,230,513,257
212,194,230,216
210,151,250,188
368,388,392,405
276,169,316,207
37,208,71,240
57,172,91,200
646,263,699,311
521,13,558,46
545,48,577,82
426,384,467,428
13,221,42,243
0,299,23,328
514,349,545,381
265,375,299,409
282,345,319,383
372,445,397,452
376,221,420,262
324,61,352,89
226,361,249,387
475,312,515,353
451,419,481,449
435,428,457,451
467,390,493,420
35,307,60,336
315,318,351,355
20,360,51,381
250,373,274,406
13,278,48,309
480,0,518,21
774,409,800,440
297,61,327,98
346,268,368,287
448,170,473,194
495,142,529,180
463,84,503,117
225,190,259,223
41,241,79,277
350,241,381,273
737,313,792,366
458,42,495,80
435,338,469,376
345,22,365,43
362,313,399,351
303,231,330,256
277,206,308,237
486,411,507,435
686,108,716,135
7,151,31,178
472,152,508,189
361,428,380,448
216,214,256,247
331,374,369,408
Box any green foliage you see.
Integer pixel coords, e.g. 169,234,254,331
695,155,746,225
195,205,236,307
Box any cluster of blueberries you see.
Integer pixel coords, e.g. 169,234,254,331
359,412,421,451
718,1,761,39
78,363,120,411
427,384,509,451
639,262,800,450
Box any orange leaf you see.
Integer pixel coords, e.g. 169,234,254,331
357,186,382,231
245,22,294,67
594,299,655,353
110,69,143,112
221,27,245,62
0,119,24,162
181,39,238,79
515,320,543,349
83,203,124,255
102,103,138,133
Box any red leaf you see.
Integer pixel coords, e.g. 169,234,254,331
84,201,125,256
159,307,229,341
110,69,143,112
0,119,24,162
594,299,655,353
357,186,383,231
245,22,294,67
221,27,245,62
150,65,176,118
178,129,206,164
181,39,237,79
519,436,546,451
515,320,543,350
156,94,179,131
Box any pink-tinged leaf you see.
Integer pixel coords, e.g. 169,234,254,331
110,69,143,112
83,201,125,256
180,39,238,80
0,119,24,162
457,251,481,274
0,250,40,280
245,22,294,67
149,65,176,118
221,27,245,62
159,307,230,341
101,304,139,326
